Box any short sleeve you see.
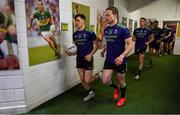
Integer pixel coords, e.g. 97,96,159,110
32,12,37,19
148,29,153,36
133,29,136,36
47,11,52,18
73,33,76,42
160,28,163,34
123,28,131,40
91,32,97,41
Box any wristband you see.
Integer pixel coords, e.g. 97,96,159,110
120,55,125,59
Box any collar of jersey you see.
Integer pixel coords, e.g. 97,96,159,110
77,27,86,32
109,22,119,28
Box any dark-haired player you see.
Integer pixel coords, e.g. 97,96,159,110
148,20,163,66
66,14,98,101
133,17,154,80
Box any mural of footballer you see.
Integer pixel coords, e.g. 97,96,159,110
27,0,59,56
0,0,20,70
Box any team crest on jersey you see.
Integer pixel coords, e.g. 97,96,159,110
78,34,82,38
105,31,108,34
83,34,87,38
114,29,118,34
108,29,113,35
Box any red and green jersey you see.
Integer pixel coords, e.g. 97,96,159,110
32,10,52,31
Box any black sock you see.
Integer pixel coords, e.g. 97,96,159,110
87,88,93,93
120,86,126,98
149,60,152,65
137,70,142,76
109,80,118,89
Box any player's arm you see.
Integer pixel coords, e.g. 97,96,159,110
132,29,136,42
100,44,107,57
114,37,133,65
71,41,78,56
27,15,34,29
121,37,134,57
132,34,136,42
146,34,154,45
85,39,98,62
157,29,165,43
158,35,165,43
65,33,78,56
165,31,172,39
65,41,77,56
50,16,55,25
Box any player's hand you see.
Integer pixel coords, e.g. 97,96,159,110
156,40,160,43
114,55,124,65
27,25,31,30
85,54,92,62
65,51,72,56
100,50,105,57
145,42,149,45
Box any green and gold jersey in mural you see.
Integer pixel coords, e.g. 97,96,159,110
0,11,8,32
32,9,52,32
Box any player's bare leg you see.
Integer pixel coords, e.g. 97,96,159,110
116,73,126,106
148,47,153,67
77,69,95,101
83,70,95,101
77,69,90,89
102,69,119,99
50,34,58,50
41,35,57,55
135,54,144,80
159,42,164,56
50,34,59,56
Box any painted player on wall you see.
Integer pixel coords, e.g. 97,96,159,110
27,0,59,56
0,0,20,70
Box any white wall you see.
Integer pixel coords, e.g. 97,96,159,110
114,0,141,55
0,0,108,114
114,0,141,23
138,0,180,55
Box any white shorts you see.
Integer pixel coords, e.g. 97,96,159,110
40,31,54,38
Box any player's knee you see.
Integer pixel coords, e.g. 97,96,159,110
47,40,52,44
85,78,91,84
79,77,85,82
102,77,111,85
120,82,126,88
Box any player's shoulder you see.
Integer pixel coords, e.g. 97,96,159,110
134,27,141,31
145,27,151,30
116,23,127,30
158,27,162,30
73,30,79,35
44,9,50,13
33,10,39,14
84,28,94,34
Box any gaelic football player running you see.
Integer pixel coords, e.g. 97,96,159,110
133,17,154,80
162,24,173,55
148,20,163,67
66,14,98,101
101,7,133,106
28,0,59,56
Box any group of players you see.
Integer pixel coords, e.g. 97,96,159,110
65,6,176,107
1,0,175,107
133,18,175,80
